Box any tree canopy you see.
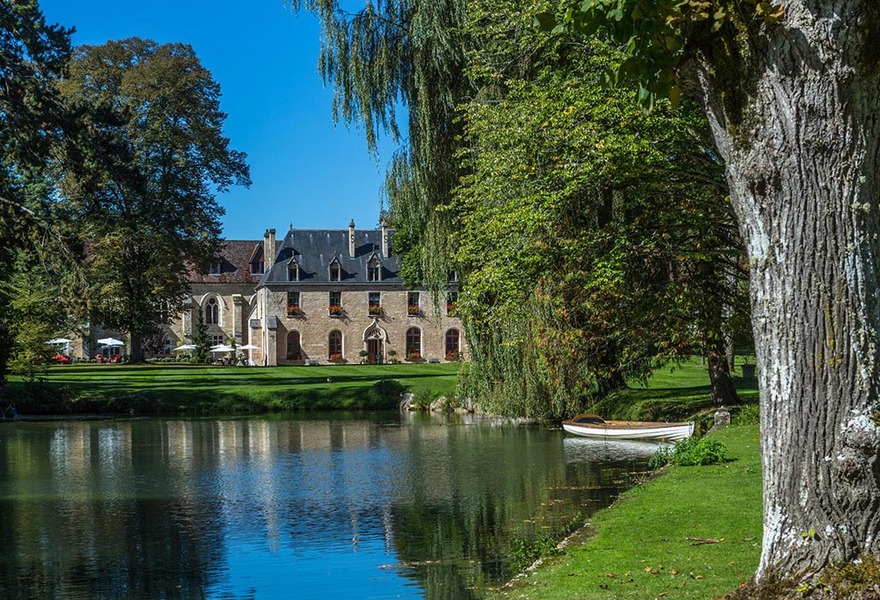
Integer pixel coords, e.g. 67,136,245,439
56,38,250,361
0,1,76,382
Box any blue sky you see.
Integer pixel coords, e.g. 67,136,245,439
40,0,397,240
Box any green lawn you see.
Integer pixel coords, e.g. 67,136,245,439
594,359,760,423
2,362,460,415
493,424,763,599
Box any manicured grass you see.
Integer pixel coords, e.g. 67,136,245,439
593,359,760,424
2,362,459,415
493,424,763,599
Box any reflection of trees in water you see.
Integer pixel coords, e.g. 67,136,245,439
0,422,224,598
0,416,650,599
387,421,648,598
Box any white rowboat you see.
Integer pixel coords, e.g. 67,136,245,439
562,414,694,442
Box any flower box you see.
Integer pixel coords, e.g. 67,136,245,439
446,303,457,316
287,305,303,317
368,305,383,316
445,351,460,362
406,351,422,361
328,305,344,317
407,305,420,316
328,352,344,362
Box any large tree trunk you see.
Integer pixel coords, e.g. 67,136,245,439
706,341,739,406
689,1,880,583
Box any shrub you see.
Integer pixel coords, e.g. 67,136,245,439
737,403,760,425
368,379,406,408
650,436,727,469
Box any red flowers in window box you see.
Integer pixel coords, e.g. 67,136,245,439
445,351,460,362
368,305,383,316
328,305,344,316
287,305,303,317
328,352,344,362
407,305,420,316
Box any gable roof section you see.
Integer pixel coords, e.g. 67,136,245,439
258,228,403,287
188,240,263,284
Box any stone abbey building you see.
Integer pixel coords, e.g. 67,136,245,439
166,221,464,366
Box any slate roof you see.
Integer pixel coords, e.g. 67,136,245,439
258,228,403,287
188,240,263,284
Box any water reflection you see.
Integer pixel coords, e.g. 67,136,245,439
0,414,648,599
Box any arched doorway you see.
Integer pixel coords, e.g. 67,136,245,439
286,331,302,361
363,323,386,364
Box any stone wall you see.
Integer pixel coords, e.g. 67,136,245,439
257,287,465,366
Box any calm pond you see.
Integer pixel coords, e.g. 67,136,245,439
0,412,655,599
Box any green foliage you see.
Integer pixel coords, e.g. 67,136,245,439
368,379,407,408
736,403,760,425
191,312,211,364
0,3,77,383
653,435,727,467
454,4,745,418
55,38,250,361
541,0,784,108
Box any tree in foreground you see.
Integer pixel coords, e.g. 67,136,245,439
57,38,250,362
0,2,76,382
550,0,880,589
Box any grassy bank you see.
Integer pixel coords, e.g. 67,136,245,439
595,359,760,424
494,424,763,599
1,362,459,415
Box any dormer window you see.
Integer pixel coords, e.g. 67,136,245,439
251,260,264,275
367,256,382,282
288,258,300,281
329,260,341,282
208,258,222,275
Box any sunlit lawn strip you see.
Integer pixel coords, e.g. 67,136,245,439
493,424,762,600
3,363,459,415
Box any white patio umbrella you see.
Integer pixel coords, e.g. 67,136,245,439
237,344,260,351
46,337,73,356
97,337,125,347
210,344,234,353
173,344,196,351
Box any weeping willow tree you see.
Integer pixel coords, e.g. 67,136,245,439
288,0,469,293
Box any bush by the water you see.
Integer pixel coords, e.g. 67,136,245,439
649,435,727,469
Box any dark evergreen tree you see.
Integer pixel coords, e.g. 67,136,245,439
191,312,211,365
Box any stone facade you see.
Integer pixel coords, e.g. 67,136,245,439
147,221,466,366
248,223,464,366
163,239,264,352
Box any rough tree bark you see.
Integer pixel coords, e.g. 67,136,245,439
687,1,880,581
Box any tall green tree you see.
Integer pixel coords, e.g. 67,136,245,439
453,10,745,417
0,1,76,383
552,0,880,588
56,38,250,362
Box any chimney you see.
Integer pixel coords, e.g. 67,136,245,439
264,228,276,267
380,218,391,257
348,219,356,257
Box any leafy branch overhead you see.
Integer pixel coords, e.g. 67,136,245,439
535,0,785,107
